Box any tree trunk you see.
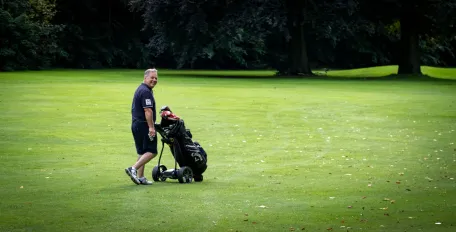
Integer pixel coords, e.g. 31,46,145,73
398,1,422,75
283,0,312,76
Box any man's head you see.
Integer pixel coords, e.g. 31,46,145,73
143,68,158,88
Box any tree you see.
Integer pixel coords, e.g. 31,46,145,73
281,0,312,75
0,0,64,71
399,0,456,74
129,0,274,69
397,0,423,74
130,0,366,74
52,0,151,69
359,0,456,75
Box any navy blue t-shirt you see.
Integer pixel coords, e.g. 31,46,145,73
131,83,156,122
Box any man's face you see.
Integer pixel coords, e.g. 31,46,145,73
145,72,158,88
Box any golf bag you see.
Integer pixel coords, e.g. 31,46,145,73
154,106,208,177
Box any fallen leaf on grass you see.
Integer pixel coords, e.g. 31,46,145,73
396,181,401,184
289,227,295,231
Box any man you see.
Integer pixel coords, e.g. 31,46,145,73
125,68,158,185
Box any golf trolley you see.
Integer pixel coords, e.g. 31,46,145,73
151,106,207,184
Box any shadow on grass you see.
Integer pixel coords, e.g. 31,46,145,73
169,73,456,83
113,178,223,190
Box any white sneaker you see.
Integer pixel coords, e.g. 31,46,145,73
125,167,140,185
138,177,153,185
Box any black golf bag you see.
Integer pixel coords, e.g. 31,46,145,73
154,107,208,180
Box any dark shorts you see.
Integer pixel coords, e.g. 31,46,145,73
131,120,158,155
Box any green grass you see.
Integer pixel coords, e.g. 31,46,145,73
0,66,455,232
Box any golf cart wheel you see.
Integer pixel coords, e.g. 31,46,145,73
194,174,203,182
152,165,167,182
177,166,193,183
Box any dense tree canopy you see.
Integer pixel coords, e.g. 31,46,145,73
1,0,455,75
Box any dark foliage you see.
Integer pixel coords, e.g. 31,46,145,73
1,0,455,73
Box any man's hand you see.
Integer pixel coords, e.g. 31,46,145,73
148,127,156,140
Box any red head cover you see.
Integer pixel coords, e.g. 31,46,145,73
160,110,180,120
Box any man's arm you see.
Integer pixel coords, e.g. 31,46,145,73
141,91,155,137
144,107,155,137
144,107,154,129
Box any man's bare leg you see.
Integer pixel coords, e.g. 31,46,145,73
136,155,144,178
133,152,156,178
